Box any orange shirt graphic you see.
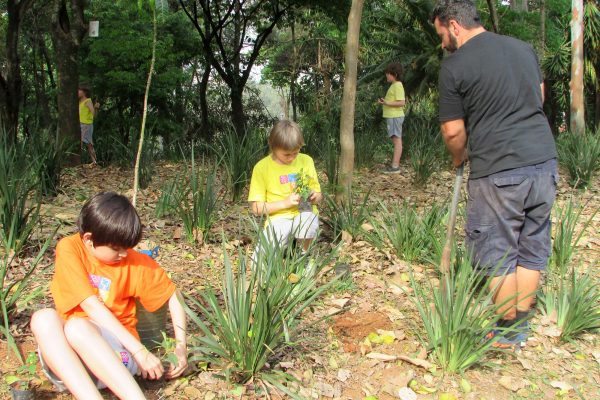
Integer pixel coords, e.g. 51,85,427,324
51,234,176,339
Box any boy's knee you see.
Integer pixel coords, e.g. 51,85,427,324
64,318,99,346
31,308,59,335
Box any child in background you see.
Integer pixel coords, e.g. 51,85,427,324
378,62,406,174
248,120,323,252
30,192,187,400
78,84,98,165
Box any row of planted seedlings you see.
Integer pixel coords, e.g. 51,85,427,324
318,186,600,375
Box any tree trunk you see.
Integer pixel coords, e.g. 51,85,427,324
230,86,246,137
510,0,528,12
337,0,364,202
595,84,600,131
51,0,86,163
540,0,546,50
486,0,500,33
197,63,211,141
570,0,585,135
291,20,298,121
0,0,35,143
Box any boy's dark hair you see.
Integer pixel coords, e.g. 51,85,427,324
78,83,91,98
384,63,404,80
77,192,142,248
431,0,481,28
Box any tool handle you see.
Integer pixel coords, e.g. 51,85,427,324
440,164,464,275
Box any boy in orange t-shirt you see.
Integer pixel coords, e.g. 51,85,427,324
31,192,187,400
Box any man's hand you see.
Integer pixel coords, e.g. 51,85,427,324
164,344,188,379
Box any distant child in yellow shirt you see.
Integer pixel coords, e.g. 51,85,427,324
248,120,322,252
78,84,98,165
378,63,406,174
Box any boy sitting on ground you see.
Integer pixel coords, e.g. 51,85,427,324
31,192,187,400
248,120,323,253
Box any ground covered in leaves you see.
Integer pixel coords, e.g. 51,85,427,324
1,161,599,400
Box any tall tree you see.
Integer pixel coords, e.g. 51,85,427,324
486,0,500,33
0,0,35,143
50,0,86,159
570,0,585,134
178,0,288,137
510,0,528,13
337,0,364,200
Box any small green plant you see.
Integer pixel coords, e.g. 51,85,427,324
5,351,39,390
0,137,41,252
185,233,338,396
551,198,599,276
322,189,371,241
538,266,600,341
175,151,223,244
557,128,600,188
157,331,179,366
410,246,510,373
155,176,183,218
366,202,445,265
214,127,265,201
293,169,313,201
1,228,55,360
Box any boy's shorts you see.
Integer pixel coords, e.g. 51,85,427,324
80,123,94,144
262,212,319,247
465,158,558,276
386,117,404,138
38,322,139,392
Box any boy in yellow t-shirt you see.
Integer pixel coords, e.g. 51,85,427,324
78,84,98,165
378,63,406,174
248,120,322,252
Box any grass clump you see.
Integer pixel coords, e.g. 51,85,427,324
557,129,600,188
185,235,336,397
322,189,372,242
410,248,508,373
366,201,446,265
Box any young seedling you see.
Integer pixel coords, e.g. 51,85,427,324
5,351,39,391
293,169,313,212
158,331,179,367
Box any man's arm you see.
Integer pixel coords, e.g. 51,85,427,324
440,119,467,167
540,82,545,104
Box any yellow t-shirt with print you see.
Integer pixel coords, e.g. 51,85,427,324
79,98,94,124
248,153,321,220
382,81,405,118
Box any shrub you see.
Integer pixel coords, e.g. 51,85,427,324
213,127,265,202
0,138,41,252
174,152,222,244
410,246,509,373
1,227,55,359
367,201,446,265
538,266,600,341
322,189,372,241
557,129,600,188
30,132,66,198
551,197,598,276
185,235,337,396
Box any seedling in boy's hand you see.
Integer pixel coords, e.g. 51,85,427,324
157,331,179,366
293,169,313,202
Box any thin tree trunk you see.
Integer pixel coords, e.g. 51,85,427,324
337,0,365,202
486,0,500,33
291,20,298,121
198,63,211,141
51,0,85,163
132,4,157,207
230,86,246,137
570,0,585,135
540,0,546,50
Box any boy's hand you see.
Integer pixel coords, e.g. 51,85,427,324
285,193,301,208
309,192,323,204
165,344,188,379
133,348,164,380
378,98,385,105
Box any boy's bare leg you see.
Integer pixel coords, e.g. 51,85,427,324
489,273,517,320
391,136,402,167
515,266,540,312
86,143,97,164
64,318,146,400
298,238,313,252
31,309,104,400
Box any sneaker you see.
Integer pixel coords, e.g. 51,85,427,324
382,165,401,174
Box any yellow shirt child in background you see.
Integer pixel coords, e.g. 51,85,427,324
78,84,98,165
378,63,406,174
248,120,322,253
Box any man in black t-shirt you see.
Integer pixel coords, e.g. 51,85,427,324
431,0,558,349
